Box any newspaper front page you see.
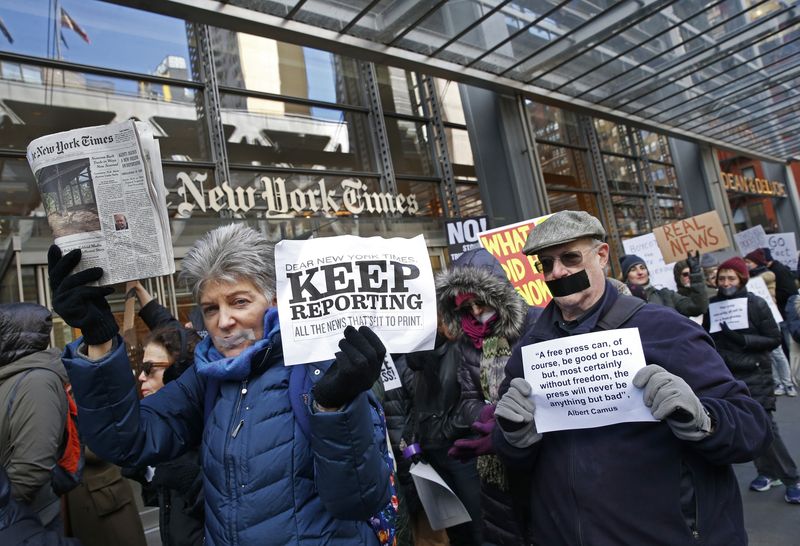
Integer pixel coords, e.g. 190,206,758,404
27,120,175,285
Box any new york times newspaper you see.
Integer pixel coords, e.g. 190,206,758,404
27,120,175,285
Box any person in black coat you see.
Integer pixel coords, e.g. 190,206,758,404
704,257,800,504
0,466,81,545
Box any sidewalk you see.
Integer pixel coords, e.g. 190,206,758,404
735,391,800,544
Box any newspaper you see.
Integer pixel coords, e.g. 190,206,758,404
27,120,175,285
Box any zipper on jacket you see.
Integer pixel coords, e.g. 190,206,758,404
568,435,583,545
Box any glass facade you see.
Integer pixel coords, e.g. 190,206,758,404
0,0,483,309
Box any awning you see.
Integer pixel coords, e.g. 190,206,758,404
107,0,800,162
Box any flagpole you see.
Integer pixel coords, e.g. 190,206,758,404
54,0,61,60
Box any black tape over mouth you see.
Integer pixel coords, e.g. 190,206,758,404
545,269,590,297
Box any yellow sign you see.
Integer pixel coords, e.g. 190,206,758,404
721,172,785,197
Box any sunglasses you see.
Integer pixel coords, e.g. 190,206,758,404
534,246,599,275
680,271,690,278
138,361,171,377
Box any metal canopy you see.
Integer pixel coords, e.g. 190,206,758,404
107,0,800,162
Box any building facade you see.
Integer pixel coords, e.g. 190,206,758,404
1,0,798,347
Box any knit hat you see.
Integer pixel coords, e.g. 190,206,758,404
522,210,606,255
699,253,719,271
718,257,749,285
619,254,647,280
762,247,773,262
744,248,767,267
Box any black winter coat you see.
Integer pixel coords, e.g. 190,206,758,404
705,289,781,411
769,260,797,319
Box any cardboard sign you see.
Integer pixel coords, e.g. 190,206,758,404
708,298,749,333
653,211,729,264
734,225,768,256
521,328,656,433
275,234,436,365
478,216,552,307
748,276,783,325
445,216,487,262
767,232,798,270
622,233,676,290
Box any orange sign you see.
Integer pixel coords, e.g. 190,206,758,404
653,211,729,264
478,216,552,308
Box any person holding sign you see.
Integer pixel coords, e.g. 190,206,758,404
435,248,539,546
620,252,709,317
703,257,800,504
492,210,772,544
47,224,395,546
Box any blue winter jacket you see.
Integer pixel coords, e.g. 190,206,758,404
493,282,772,546
61,310,391,546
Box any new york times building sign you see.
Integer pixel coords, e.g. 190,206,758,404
171,171,420,218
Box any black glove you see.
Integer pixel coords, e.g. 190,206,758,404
686,251,701,274
313,325,386,409
48,245,118,345
720,322,746,346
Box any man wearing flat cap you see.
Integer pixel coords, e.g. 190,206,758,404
491,210,771,545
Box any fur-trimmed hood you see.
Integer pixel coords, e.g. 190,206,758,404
436,262,528,343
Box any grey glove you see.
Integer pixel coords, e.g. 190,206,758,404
495,378,542,448
633,364,712,441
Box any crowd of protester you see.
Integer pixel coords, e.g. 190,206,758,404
2,211,799,546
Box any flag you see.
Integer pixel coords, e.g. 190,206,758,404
0,16,13,43
61,8,89,44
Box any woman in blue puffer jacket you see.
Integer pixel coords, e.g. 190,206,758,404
48,224,393,546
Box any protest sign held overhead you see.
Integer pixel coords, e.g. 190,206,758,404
478,215,552,307
734,225,768,256
767,232,797,270
275,234,436,365
522,328,656,432
446,216,487,262
653,211,729,264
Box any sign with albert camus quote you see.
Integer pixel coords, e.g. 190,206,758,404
275,234,437,366
653,211,729,264
522,328,657,433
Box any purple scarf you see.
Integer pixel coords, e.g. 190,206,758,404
461,313,497,349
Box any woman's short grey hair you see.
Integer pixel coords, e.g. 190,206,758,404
180,223,275,303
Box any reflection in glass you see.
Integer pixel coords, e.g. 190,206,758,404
528,102,583,145
376,66,424,116
446,127,475,178
220,94,375,172
0,63,208,160
456,183,484,218
548,190,601,219
613,195,650,237
1,1,192,79
435,78,466,125
211,28,364,105
387,118,435,176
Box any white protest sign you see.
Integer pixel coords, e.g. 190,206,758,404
521,328,656,433
410,462,472,530
767,232,797,270
734,225,767,256
747,276,783,325
275,234,437,365
708,299,749,333
622,233,676,290
381,354,402,392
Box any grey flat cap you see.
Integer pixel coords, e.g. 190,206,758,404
523,210,606,255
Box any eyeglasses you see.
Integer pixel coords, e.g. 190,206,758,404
138,361,171,377
534,246,599,274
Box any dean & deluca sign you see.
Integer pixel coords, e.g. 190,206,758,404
721,172,786,197
171,171,420,218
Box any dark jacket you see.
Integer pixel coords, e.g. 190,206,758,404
769,260,797,319
436,251,539,546
407,337,464,449
705,289,781,412
65,448,146,546
642,261,707,317
0,466,80,546
129,299,204,545
0,303,67,527
61,311,391,546
785,294,800,343
494,282,771,546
